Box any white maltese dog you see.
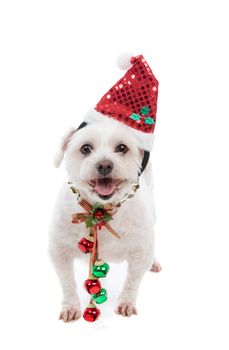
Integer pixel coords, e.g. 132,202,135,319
49,54,161,322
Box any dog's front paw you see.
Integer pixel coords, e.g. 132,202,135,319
115,302,137,317
59,306,81,322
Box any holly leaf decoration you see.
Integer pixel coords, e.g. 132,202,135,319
140,106,150,115
92,203,104,213
85,216,98,228
130,113,141,121
102,213,113,222
144,117,155,125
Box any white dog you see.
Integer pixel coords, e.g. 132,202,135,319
49,116,161,322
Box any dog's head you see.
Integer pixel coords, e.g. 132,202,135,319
54,118,143,203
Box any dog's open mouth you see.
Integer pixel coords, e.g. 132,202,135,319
89,178,121,200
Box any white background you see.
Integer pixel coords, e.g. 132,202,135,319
0,0,229,349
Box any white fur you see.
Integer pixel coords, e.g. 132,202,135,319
53,127,76,168
49,117,158,320
116,52,133,70
84,109,155,151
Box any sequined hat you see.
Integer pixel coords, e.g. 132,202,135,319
84,53,159,151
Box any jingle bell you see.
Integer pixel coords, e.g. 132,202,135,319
91,288,107,304
92,259,110,278
84,278,101,294
83,302,101,322
77,236,94,254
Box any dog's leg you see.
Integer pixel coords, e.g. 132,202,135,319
115,251,151,317
149,230,162,272
49,245,81,322
150,259,162,272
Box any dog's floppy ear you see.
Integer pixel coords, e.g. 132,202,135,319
53,127,76,168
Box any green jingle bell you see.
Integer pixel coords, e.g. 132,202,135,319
91,288,107,304
92,259,110,278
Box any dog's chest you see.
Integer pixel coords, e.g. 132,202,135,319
70,202,152,262
53,184,155,263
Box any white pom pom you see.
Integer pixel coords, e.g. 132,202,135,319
116,52,134,71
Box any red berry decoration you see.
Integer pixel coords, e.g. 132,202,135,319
94,210,104,220
78,236,94,254
84,278,101,294
96,222,105,230
83,303,101,322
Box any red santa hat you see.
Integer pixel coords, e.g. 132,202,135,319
84,53,159,151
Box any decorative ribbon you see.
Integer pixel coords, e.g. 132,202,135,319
72,198,121,239
72,198,120,278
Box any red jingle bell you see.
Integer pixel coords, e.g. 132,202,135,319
84,278,101,294
83,303,101,322
77,236,94,254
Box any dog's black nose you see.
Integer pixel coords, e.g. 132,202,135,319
96,160,114,176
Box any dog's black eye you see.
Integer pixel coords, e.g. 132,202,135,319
115,144,129,154
80,144,93,155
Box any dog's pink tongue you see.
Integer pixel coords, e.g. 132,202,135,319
95,178,116,196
